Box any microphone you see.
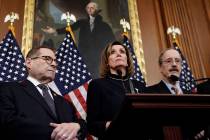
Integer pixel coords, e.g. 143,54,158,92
116,69,135,94
116,69,122,77
169,75,179,82
195,78,210,82
116,69,128,94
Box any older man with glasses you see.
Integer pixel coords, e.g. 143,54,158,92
0,45,87,140
145,47,204,140
146,47,184,95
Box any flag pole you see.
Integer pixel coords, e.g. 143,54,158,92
167,25,181,45
61,12,76,43
120,18,130,38
120,18,146,85
167,26,197,93
4,12,19,37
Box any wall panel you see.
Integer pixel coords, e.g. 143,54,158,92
137,0,210,85
0,0,25,47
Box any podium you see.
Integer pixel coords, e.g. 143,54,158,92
102,94,210,140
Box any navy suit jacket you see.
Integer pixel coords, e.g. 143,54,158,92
146,80,189,94
146,80,171,94
0,80,86,140
197,79,210,94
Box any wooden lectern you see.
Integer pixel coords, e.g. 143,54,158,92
102,94,210,140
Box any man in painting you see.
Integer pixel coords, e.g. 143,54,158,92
42,1,115,79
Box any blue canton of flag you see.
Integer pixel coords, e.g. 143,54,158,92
53,31,92,119
0,30,27,82
173,42,197,92
123,35,146,85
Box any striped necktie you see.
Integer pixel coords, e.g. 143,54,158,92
171,86,182,95
38,84,57,117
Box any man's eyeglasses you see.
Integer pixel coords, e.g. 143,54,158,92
162,58,182,65
31,56,57,65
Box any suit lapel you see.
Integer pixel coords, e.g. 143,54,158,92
20,80,57,121
159,81,189,94
51,90,63,122
159,81,172,93
51,91,71,123
52,91,75,123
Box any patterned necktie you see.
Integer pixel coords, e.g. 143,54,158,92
171,86,182,95
38,84,57,117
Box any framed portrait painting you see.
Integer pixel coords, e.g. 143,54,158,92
21,0,146,79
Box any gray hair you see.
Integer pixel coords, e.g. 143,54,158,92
86,2,98,10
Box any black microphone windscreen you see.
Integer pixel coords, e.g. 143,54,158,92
169,75,179,82
116,70,122,77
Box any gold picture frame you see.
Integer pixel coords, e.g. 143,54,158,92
21,0,147,79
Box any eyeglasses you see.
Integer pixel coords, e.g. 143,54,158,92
31,56,57,65
162,58,182,65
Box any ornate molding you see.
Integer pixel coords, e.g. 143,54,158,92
128,0,146,80
21,0,35,56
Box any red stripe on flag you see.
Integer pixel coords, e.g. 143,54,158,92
73,87,87,111
64,93,82,118
83,82,89,91
64,94,71,101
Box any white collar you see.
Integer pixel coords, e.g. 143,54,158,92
27,76,42,87
162,80,183,94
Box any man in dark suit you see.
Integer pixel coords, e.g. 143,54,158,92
146,48,184,94
0,46,86,140
146,48,205,139
197,79,210,94
42,2,115,78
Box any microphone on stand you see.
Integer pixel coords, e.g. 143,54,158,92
116,69,135,94
169,74,179,82
195,78,210,82
116,69,122,78
117,69,128,94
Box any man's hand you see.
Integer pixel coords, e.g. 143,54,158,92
50,122,80,140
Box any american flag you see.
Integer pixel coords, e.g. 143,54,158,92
173,41,197,92
0,30,27,82
50,31,92,120
123,35,146,85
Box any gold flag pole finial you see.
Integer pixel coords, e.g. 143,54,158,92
120,18,131,38
61,12,76,43
167,26,181,42
4,12,19,36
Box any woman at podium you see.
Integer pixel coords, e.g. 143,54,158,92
86,41,146,139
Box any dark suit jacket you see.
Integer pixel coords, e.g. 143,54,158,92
197,79,210,94
0,80,86,140
146,80,189,94
146,80,171,94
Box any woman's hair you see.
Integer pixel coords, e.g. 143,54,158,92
99,41,134,78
